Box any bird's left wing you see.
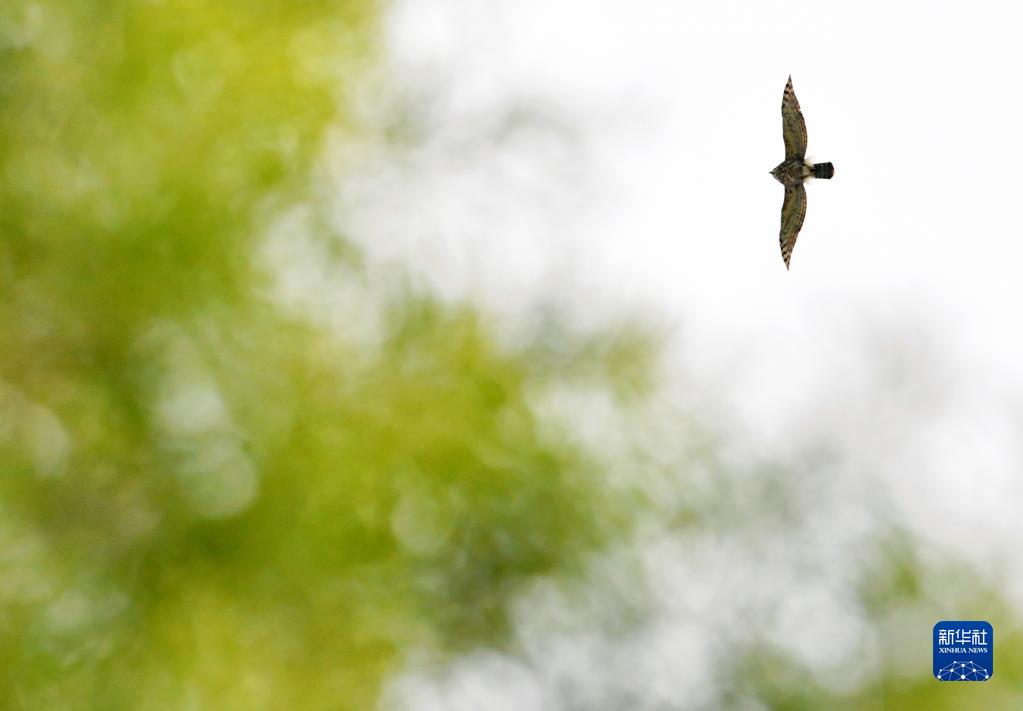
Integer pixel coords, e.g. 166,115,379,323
779,183,807,269
782,75,807,160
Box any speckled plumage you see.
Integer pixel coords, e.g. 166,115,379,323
770,76,833,269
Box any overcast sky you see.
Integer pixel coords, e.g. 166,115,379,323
371,0,1023,388
339,1,1023,705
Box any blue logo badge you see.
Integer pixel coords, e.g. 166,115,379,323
933,620,993,681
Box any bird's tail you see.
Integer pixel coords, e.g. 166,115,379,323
812,162,834,179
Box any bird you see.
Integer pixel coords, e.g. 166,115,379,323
770,75,833,269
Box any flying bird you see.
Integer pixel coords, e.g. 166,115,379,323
770,76,833,269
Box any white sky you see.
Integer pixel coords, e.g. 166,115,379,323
375,0,1023,392
337,1,1023,705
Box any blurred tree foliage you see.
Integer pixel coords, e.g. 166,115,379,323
0,1,648,708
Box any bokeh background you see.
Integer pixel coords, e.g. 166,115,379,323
3,0,1023,708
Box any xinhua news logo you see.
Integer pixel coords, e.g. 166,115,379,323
933,620,993,681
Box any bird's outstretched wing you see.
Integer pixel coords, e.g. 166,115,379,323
779,183,807,269
782,75,807,160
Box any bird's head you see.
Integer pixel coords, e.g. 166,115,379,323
769,164,786,184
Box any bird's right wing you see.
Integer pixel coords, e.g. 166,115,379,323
782,75,807,160
779,183,807,269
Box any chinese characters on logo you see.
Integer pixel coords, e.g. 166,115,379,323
936,627,988,647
